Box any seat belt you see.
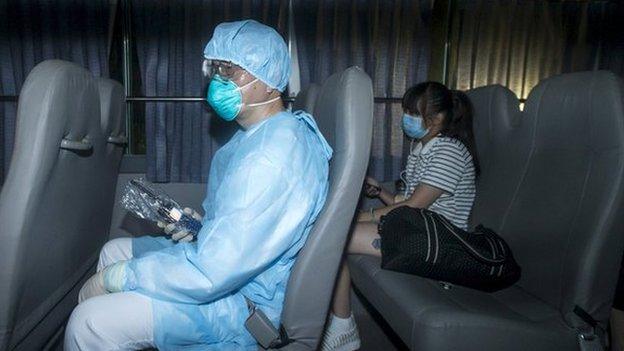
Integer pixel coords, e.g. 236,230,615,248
243,297,291,349
574,305,605,351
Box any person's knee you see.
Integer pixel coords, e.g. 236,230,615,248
98,238,131,270
65,293,154,351
347,222,378,255
64,300,100,350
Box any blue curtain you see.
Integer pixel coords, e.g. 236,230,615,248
447,0,624,100
0,0,111,186
293,0,432,182
597,1,624,75
132,0,287,183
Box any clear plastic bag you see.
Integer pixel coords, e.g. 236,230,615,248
121,178,202,238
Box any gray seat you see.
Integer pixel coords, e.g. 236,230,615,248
292,83,320,114
349,255,577,350
0,60,107,350
491,71,624,336
465,85,521,182
264,67,372,350
465,85,527,231
349,71,624,350
97,78,126,242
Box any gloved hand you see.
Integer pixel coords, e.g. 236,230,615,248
78,270,106,303
78,261,128,303
157,207,202,242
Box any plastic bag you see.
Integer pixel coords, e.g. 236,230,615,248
121,178,202,238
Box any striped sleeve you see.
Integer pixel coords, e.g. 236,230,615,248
419,141,467,194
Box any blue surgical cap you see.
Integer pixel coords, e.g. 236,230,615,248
203,20,291,92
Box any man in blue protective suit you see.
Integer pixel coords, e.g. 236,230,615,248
64,20,332,350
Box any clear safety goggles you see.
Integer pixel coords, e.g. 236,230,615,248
202,59,248,81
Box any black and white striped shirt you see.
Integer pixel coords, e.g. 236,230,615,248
403,136,476,229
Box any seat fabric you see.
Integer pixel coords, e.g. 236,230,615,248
349,71,624,351
0,60,116,350
96,78,126,244
292,83,320,114
349,255,577,351
275,67,373,351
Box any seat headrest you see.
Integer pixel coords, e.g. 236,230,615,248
525,70,624,151
12,60,100,160
466,84,521,139
97,78,125,137
293,83,320,114
313,67,372,150
465,84,521,182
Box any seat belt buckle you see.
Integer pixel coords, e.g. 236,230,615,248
244,306,281,349
577,332,603,351
573,305,605,351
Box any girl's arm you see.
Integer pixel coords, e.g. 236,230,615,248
358,183,444,222
377,187,396,205
364,176,395,205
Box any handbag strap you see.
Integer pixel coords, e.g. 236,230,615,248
426,210,507,265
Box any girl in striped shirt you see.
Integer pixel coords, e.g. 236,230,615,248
321,82,480,351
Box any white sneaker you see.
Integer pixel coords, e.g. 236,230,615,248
320,313,361,351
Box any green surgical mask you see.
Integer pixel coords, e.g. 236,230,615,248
206,75,280,121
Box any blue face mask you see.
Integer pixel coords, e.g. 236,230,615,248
402,113,429,139
207,75,282,121
206,75,249,121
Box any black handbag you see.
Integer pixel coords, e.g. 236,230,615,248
378,206,521,292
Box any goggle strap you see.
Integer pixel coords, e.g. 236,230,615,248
237,78,259,91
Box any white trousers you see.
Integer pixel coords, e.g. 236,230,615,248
64,238,156,351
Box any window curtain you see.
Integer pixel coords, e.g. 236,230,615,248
132,0,287,183
447,0,624,101
0,0,112,186
293,0,432,182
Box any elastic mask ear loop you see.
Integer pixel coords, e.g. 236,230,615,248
400,170,409,198
239,79,281,108
401,138,416,198
246,95,281,107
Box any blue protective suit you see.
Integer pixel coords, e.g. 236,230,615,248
125,110,332,350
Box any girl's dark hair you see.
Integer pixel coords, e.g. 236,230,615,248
402,81,481,176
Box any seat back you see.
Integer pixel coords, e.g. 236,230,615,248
465,85,521,178
97,78,126,242
292,83,320,114
493,71,624,326
277,67,373,350
465,85,527,231
0,60,105,350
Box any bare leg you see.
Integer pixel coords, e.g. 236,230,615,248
332,263,353,318
332,221,381,317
